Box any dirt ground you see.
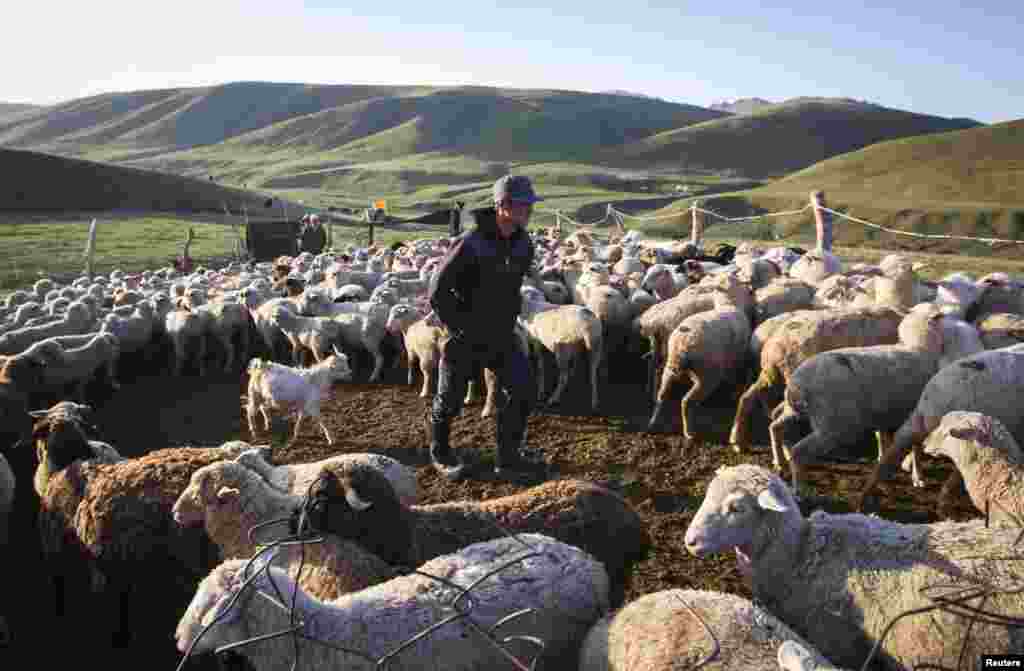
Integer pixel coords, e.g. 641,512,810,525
0,348,981,670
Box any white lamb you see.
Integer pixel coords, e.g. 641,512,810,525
175,534,610,671
246,349,353,444
685,464,1024,671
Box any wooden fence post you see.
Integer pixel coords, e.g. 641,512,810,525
690,200,704,248
810,190,832,252
84,219,98,280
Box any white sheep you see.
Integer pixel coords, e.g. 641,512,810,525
860,343,1024,505
685,464,1024,671
648,288,751,443
518,291,604,410
270,308,345,365
233,447,417,506
788,250,841,286
175,534,610,671
754,278,817,323
246,350,353,444
24,332,121,401
188,299,252,372
766,305,953,494
921,411,1024,524
634,272,753,399
579,589,839,671
165,302,208,376
0,301,94,355
730,306,904,455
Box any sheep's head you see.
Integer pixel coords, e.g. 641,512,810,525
1,353,47,387
897,303,946,351
172,461,263,528
923,411,1019,468
304,465,415,566
385,304,418,335
28,413,97,497
684,464,797,563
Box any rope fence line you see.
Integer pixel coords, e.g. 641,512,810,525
533,191,1024,248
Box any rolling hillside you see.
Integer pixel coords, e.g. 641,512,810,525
651,119,1024,255
609,98,980,178
0,147,289,214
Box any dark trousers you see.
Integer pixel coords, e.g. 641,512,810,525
430,336,534,459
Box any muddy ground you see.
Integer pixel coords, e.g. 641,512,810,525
0,348,981,670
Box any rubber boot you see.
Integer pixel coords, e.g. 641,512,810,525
426,412,465,481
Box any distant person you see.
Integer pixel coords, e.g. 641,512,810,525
298,214,327,254
426,175,546,481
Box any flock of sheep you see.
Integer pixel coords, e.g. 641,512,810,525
1,220,1024,670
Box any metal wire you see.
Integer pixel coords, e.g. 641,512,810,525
856,519,1024,671
174,473,565,671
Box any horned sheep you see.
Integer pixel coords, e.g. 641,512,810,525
685,464,1024,671
176,534,610,671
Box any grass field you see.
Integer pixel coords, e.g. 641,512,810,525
0,214,245,290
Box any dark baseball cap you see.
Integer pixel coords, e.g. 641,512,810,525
493,175,543,204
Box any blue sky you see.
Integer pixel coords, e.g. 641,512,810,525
4,0,1020,123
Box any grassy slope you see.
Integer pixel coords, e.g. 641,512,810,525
0,147,293,214
608,98,980,178
636,119,1024,256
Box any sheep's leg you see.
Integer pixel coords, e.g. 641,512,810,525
172,338,186,376
788,429,843,499
316,414,333,445
481,367,498,418
767,404,802,475
534,347,546,404
367,344,385,382
876,430,893,463
906,444,926,488
937,470,964,520
589,344,602,412
260,406,272,431
547,346,574,406
859,418,925,511
680,371,714,444
107,355,121,390
729,375,769,451
246,399,260,437
291,412,305,442
220,334,235,373
408,353,418,386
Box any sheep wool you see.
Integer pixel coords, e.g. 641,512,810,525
177,534,611,671
578,589,837,671
686,464,1024,671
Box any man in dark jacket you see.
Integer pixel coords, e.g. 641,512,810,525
426,175,546,481
298,214,328,254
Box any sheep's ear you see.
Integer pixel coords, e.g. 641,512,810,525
28,409,49,418
216,486,240,504
757,484,791,513
344,480,374,512
949,426,976,441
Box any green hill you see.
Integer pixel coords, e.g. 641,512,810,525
608,98,980,178
0,147,288,214
649,119,1024,256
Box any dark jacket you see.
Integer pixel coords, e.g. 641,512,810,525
298,223,327,254
428,207,534,349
